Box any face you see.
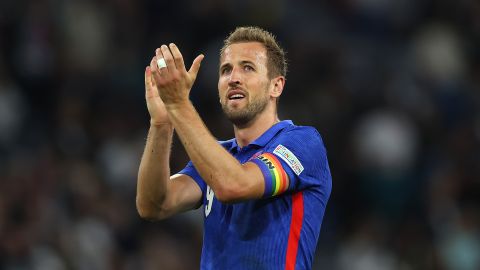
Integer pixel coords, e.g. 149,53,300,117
218,42,273,126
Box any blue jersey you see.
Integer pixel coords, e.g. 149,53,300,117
178,120,332,270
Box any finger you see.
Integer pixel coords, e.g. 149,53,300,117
155,47,163,60
150,69,157,88
146,64,160,98
150,56,164,87
145,66,149,83
150,56,158,78
160,44,176,72
145,66,155,90
150,55,157,72
154,48,167,73
145,66,154,98
188,54,205,79
155,48,168,75
145,66,150,89
151,55,166,78
169,43,185,71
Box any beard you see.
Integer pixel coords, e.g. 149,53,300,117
221,92,269,127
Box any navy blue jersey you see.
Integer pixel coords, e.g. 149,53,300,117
178,120,332,270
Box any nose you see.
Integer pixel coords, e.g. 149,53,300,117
228,66,241,86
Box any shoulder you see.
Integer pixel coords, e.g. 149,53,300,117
267,123,328,176
277,124,325,149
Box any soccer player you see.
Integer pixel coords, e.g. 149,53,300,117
137,26,332,270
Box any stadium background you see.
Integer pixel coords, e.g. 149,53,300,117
1,0,479,269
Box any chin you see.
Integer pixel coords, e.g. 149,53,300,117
223,110,256,127
221,96,268,126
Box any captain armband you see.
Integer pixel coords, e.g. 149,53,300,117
251,153,290,197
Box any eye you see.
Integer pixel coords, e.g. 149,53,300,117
220,66,231,75
244,65,254,72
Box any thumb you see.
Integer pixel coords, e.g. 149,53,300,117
144,66,149,87
188,54,204,78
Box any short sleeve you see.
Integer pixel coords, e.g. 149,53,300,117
178,161,207,199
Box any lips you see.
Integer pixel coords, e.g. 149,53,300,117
227,89,246,100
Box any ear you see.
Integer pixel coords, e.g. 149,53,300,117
270,76,285,98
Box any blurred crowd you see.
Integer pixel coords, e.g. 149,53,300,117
1,0,479,269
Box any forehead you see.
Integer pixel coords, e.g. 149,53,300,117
221,42,267,65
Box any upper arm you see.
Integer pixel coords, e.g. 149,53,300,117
246,152,292,198
231,128,329,202
263,128,331,194
215,158,291,203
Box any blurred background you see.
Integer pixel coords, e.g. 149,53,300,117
1,0,479,269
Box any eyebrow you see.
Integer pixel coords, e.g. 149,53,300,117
219,60,256,70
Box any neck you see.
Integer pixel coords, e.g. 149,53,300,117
233,105,279,147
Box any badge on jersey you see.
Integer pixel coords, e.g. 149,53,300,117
251,153,290,197
273,144,304,176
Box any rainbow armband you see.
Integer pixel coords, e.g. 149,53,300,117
251,153,290,197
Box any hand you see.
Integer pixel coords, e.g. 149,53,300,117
150,43,204,108
145,65,170,126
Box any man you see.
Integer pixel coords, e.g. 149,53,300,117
137,26,332,270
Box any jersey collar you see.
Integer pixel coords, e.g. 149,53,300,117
229,120,293,151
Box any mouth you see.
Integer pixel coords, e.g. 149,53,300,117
227,89,247,101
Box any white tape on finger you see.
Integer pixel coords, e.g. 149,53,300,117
157,58,167,69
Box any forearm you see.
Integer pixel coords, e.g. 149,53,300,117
136,123,174,217
166,102,251,201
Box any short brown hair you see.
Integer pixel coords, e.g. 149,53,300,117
220,26,287,79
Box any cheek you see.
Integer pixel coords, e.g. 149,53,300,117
218,76,229,89
218,80,226,101
218,80,224,92
259,80,271,95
